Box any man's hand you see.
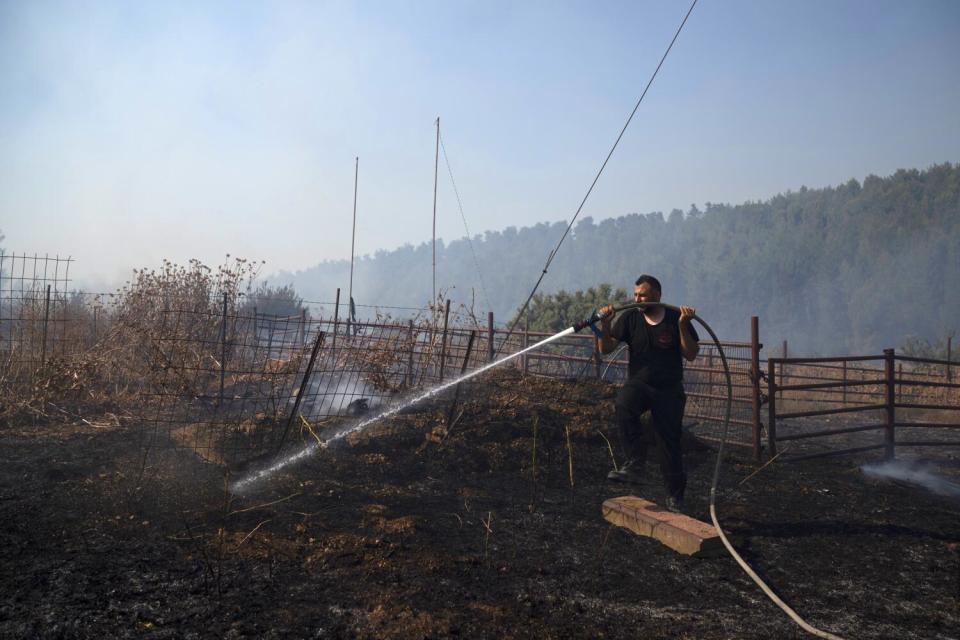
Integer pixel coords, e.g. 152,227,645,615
678,305,699,361
596,305,617,354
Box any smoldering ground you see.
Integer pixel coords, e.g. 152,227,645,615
861,459,960,499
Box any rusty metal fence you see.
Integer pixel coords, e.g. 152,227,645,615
766,349,960,461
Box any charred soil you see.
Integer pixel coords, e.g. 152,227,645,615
2,370,958,639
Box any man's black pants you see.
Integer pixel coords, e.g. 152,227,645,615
614,377,687,500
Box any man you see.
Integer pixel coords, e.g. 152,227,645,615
597,274,699,512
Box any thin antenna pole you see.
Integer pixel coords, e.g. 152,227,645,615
348,156,358,333
432,117,440,311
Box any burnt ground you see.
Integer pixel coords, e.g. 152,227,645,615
1,369,959,639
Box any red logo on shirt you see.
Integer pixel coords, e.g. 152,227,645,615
657,332,675,348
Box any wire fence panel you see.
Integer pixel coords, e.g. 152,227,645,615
682,342,758,448
0,252,76,372
2,266,760,464
134,304,761,468
768,353,960,460
143,308,312,467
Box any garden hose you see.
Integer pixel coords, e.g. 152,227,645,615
582,302,846,640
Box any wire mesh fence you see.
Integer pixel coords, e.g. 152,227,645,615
1,254,761,466
9,249,959,471
134,301,764,468
0,252,77,369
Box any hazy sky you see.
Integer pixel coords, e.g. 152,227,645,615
2,0,958,288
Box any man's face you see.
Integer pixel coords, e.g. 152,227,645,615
634,282,661,304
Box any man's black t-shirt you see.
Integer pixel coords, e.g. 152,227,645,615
610,307,699,387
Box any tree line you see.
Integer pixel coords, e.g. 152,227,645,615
274,163,959,355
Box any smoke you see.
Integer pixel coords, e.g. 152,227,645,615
230,327,576,493
301,373,382,417
861,460,960,499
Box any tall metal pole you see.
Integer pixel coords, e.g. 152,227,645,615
348,156,359,337
432,117,440,312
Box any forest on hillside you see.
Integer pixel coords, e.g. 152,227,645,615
274,163,959,354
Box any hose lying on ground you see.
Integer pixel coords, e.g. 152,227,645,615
594,303,846,640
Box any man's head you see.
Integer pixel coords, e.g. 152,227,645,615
633,274,662,303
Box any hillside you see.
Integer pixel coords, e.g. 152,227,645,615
275,163,959,354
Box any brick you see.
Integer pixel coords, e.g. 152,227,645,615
602,496,725,557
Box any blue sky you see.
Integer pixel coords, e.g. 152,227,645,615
1,0,958,287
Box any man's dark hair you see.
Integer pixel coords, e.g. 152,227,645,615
634,274,662,294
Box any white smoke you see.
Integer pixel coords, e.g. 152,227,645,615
861,460,960,499
301,373,382,417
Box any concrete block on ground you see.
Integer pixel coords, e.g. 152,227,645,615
602,496,724,557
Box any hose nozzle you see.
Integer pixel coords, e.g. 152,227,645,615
572,308,608,337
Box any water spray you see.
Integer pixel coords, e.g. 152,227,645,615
230,326,577,494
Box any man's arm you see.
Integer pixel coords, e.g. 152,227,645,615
596,305,619,355
678,305,699,362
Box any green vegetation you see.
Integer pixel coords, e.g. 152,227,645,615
900,333,956,361
279,163,959,354
240,282,309,319
519,284,628,333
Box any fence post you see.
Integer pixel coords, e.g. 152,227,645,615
40,284,51,366
276,328,327,454
707,350,714,397
219,292,228,407
264,315,276,360
301,308,307,346
92,306,99,345
438,299,451,381
884,348,896,460
522,315,529,375
842,360,847,406
487,311,494,363
767,358,777,457
750,316,762,462
332,288,340,358
897,362,903,404
58,290,66,357
444,330,477,430
779,339,787,402
947,336,953,383
406,319,415,388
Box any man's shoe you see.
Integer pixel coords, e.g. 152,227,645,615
607,460,644,484
665,496,684,513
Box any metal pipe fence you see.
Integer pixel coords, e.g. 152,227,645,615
767,350,960,460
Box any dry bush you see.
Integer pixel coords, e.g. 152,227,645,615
345,309,428,394
1,257,269,427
